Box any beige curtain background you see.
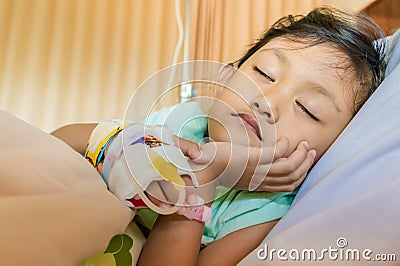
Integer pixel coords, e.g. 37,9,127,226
190,0,322,63
0,0,374,131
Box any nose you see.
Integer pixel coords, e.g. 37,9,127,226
250,95,279,124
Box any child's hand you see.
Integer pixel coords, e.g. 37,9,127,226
220,137,316,192
173,136,211,164
235,136,317,192
174,136,316,193
173,137,222,203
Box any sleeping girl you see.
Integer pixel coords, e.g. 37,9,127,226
52,6,386,265
136,7,386,265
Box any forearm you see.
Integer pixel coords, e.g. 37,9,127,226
51,123,97,155
137,157,220,265
138,214,204,266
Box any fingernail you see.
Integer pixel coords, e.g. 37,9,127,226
301,141,309,149
309,149,317,159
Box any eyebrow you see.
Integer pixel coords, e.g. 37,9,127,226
311,85,342,113
260,48,341,113
260,48,291,66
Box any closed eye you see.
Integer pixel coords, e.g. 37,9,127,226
253,66,274,82
295,100,319,122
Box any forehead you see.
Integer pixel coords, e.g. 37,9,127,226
257,37,353,74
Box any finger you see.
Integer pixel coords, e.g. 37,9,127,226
248,163,272,191
257,149,316,189
245,141,280,191
242,138,286,191
173,136,203,161
173,136,199,158
266,141,309,176
256,136,291,165
252,145,274,165
274,135,290,159
255,171,307,192
287,149,316,186
192,141,216,165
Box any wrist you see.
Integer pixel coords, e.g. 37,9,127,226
84,119,125,171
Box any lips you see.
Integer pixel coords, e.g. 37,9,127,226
236,113,262,140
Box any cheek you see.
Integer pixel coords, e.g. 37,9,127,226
207,119,227,142
275,102,353,159
208,118,260,147
216,89,253,113
284,127,347,161
312,138,333,161
313,115,353,157
275,124,303,157
275,123,333,159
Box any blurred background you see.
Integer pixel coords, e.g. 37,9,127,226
0,0,398,131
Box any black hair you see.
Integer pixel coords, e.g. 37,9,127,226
237,7,386,114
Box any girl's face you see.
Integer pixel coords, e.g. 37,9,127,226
208,38,356,160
